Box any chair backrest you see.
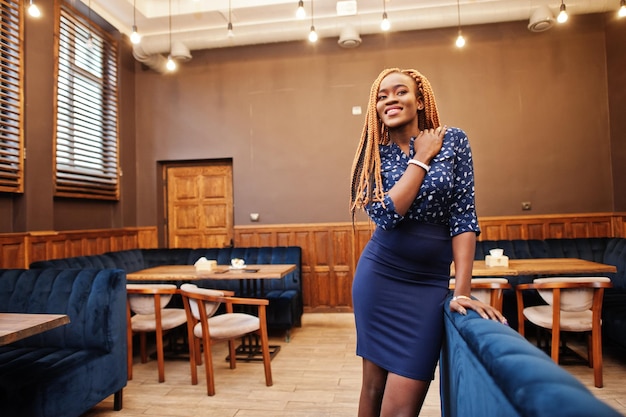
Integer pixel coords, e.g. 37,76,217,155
533,277,612,312
180,283,225,320
449,278,511,309
127,284,178,314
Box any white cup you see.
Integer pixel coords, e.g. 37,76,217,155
231,258,245,268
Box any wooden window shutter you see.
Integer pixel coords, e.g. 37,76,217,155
54,1,119,200
0,0,24,193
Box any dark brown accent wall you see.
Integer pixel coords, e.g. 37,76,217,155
1,7,624,234
605,14,626,211
134,13,624,229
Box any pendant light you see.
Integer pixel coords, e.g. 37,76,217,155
130,0,141,44
227,0,234,37
455,0,465,48
380,0,390,32
296,0,306,19
557,1,568,23
28,0,41,18
308,0,317,43
619,0,626,18
166,0,177,72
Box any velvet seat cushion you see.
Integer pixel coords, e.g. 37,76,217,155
524,305,594,332
181,284,260,340
523,277,611,332
193,313,260,340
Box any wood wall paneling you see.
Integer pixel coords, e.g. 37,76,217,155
1,214,624,311
0,234,27,268
0,227,158,268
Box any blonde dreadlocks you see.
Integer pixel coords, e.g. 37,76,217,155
349,68,441,217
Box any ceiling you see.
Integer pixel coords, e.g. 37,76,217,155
84,0,621,69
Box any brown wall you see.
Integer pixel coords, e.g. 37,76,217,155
0,1,138,233
134,13,625,229
606,15,626,211
0,5,623,234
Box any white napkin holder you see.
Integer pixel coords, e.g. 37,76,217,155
485,248,508,267
194,257,217,272
485,254,509,267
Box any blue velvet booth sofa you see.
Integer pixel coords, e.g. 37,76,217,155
30,246,303,338
474,238,626,351
440,299,622,417
0,268,127,417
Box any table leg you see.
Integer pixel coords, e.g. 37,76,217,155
228,335,281,362
229,278,280,362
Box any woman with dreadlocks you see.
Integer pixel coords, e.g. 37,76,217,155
350,68,506,417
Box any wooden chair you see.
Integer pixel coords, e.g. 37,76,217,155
449,278,512,312
179,283,273,396
126,284,187,382
516,277,612,388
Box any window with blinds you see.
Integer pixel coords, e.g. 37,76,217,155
0,0,24,193
55,2,119,200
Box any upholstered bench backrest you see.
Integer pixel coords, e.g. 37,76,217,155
103,249,147,273
29,254,118,269
475,239,551,260
545,238,612,263
440,301,622,417
0,268,127,351
603,239,626,290
139,248,193,268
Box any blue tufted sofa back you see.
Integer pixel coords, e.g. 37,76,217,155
0,268,128,417
28,246,304,333
29,254,119,270
440,299,622,417
0,268,126,350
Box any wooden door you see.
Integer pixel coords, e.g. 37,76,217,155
165,162,234,248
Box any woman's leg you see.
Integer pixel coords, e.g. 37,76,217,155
357,358,388,417
380,372,431,417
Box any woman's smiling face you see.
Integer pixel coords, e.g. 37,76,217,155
376,72,424,129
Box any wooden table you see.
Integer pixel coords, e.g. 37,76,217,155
0,313,70,346
128,264,297,297
127,264,296,283
451,258,617,277
127,264,297,362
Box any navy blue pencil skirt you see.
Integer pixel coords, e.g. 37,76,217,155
352,221,452,381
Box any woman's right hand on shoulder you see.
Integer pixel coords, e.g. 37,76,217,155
414,125,446,163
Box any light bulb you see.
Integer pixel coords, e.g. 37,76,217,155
86,34,94,49
130,26,141,44
455,33,465,48
308,26,318,42
296,0,306,19
380,12,390,31
619,1,626,18
28,2,41,18
166,55,177,71
557,3,568,23
227,22,234,38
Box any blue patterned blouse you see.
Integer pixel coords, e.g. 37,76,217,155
365,127,480,237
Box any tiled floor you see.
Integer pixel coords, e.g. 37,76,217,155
84,313,626,417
